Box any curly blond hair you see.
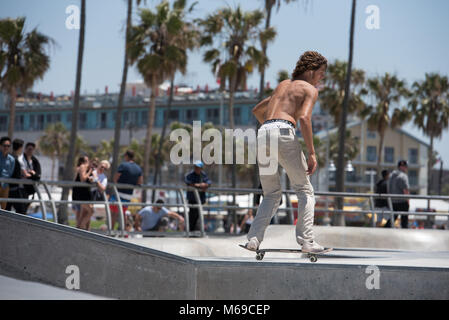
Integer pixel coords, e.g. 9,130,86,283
292,51,327,79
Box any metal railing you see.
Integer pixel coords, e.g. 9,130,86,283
1,177,448,237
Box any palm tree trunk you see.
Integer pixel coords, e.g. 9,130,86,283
334,0,357,226
7,87,17,138
59,0,86,225
259,3,273,101
229,73,238,232
376,130,385,179
111,0,133,181
142,90,156,203
427,135,434,209
152,75,175,201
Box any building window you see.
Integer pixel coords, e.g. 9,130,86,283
367,130,376,139
99,112,107,129
37,114,45,130
409,170,418,186
0,116,7,131
185,109,198,122
207,108,219,122
14,115,24,131
164,110,179,120
409,148,418,164
233,107,241,125
367,146,377,162
384,147,394,163
79,112,87,129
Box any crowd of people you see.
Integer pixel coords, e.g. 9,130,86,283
374,160,411,228
0,137,41,213
1,136,211,234
1,134,440,232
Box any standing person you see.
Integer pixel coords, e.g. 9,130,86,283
239,208,255,234
184,160,211,232
244,51,327,253
111,150,143,231
134,199,185,232
88,160,110,230
6,139,27,214
0,137,15,210
386,160,410,229
374,170,390,227
18,142,42,211
72,155,93,230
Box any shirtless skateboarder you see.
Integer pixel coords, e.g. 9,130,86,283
245,51,327,253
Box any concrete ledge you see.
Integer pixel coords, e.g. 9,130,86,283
1,210,448,299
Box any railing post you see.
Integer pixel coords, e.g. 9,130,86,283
369,196,375,228
387,196,394,228
193,189,205,237
34,181,47,221
112,185,125,237
178,188,190,237
103,190,112,236
41,181,58,223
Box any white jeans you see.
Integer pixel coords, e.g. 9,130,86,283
248,123,315,243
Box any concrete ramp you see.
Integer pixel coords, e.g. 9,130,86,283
1,210,449,299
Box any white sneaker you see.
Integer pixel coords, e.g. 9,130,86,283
301,240,324,253
245,237,260,251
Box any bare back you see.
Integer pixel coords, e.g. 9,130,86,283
264,80,317,126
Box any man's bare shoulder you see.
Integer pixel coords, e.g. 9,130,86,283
286,80,317,100
291,80,318,97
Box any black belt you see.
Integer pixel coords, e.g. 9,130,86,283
263,119,296,128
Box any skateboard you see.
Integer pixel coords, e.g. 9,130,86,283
239,244,333,262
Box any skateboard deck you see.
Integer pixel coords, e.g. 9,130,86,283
239,244,333,262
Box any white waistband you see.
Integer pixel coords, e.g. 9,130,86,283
259,122,293,130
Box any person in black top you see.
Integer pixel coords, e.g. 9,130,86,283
374,169,390,227
73,155,94,230
6,139,27,214
18,142,42,212
184,161,211,231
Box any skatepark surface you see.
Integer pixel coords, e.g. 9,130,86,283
1,209,448,299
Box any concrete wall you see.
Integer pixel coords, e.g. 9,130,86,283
1,210,448,299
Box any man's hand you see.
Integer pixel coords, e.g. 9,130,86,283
307,154,317,176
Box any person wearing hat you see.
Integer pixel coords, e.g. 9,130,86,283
184,160,211,231
386,160,410,228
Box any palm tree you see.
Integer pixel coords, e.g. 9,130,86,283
258,0,308,99
37,122,69,181
111,0,145,183
0,17,53,138
152,0,199,198
319,60,367,126
362,73,411,176
59,0,86,225
128,0,192,201
409,73,449,204
199,6,270,130
199,6,270,231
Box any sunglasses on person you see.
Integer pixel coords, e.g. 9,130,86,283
1,144,11,148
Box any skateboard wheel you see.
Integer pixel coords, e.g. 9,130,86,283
310,255,317,263
256,253,264,261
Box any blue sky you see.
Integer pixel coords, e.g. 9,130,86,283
1,0,449,168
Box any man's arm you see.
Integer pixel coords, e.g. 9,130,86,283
252,96,271,124
113,173,121,184
137,175,143,186
298,86,319,175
